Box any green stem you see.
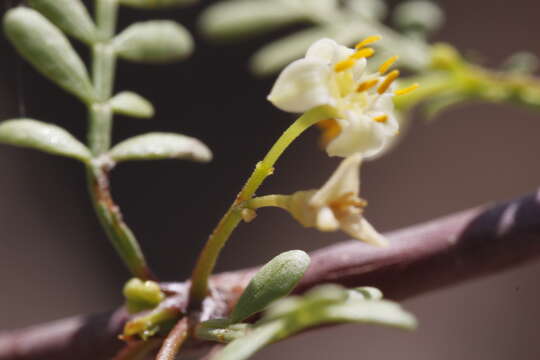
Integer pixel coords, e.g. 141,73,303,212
394,72,452,112
96,0,118,40
86,165,153,280
246,195,290,210
85,0,153,279
188,106,333,307
87,101,113,155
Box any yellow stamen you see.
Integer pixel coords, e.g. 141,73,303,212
351,47,375,60
330,193,368,215
356,79,379,92
334,58,356,72
317,119,341,147
377,70,400,94
355,35,382,50
395,83,420,96
373,114,388,123
378,56,399,74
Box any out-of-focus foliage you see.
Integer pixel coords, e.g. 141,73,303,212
114,21,194,63
201,284,416,360
199,0,444,76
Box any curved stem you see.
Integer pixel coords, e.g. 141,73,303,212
188,106,333,307
85,0,153,279
86,165,153,280
246,195,290,210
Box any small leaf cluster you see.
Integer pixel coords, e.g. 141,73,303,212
1,0,210,166
195,251,416,360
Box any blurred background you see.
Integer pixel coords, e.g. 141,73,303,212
1,0,540,359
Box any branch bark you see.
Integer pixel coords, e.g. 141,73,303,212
2,189,540,360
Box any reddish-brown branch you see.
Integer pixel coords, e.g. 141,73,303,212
2,189,540,360
155,317,189,360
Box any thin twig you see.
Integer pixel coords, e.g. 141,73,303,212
2,189,540,360
155,317,190,360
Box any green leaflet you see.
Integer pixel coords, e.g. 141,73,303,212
261,285,417,333
110,91,155,119
119,0,198,9
211,285,416,360
114,21,193,64
0,119,91,162
199,0,307,41
108,133,212,163
3,7,95,102
196,320,250,343
27,0,98,44
229,250,310,324
314,299,417,330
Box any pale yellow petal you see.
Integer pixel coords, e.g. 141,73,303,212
267,58,333,113
310,153,362,207
316,206,340,231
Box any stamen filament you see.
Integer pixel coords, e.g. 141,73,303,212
357,79,379,92
395,83,420,96
377,70,400,94
334,58,357,72
378,56,399,75
373,114,388,123
355,35,382,50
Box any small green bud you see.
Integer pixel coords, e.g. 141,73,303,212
230,250,310,323
123,278,165,313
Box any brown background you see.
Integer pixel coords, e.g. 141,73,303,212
1,0,540,359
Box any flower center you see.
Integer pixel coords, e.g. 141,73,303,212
318,36,421,147
317,118,342,147
329,192,367,218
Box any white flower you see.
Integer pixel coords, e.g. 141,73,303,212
268,37,418,158
284,154,387,246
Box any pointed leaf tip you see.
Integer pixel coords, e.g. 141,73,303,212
230,250,310,323
0,119,91,162
108,132,212,163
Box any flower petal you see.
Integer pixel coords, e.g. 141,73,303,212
305,38,354,64
267,58,334,113
310,153,362,206
326,112,386,158
341,216,388,246
287,190,318,228
316,206,340,231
